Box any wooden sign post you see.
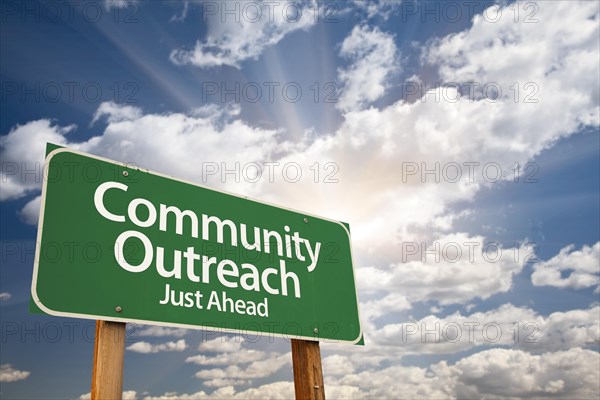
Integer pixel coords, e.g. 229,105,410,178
291,339,325,400
91,321,126,400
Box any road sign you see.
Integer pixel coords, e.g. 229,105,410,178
31,145,362,344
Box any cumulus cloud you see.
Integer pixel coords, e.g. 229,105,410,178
337,25,398,112
193,352,291,382
0,364,30,382
448,347,599,399
532,242,600,291
103,0,137,11
425,1,599,129
187,338,288,388
132,325,189,338
360,292,411,323
328,362,453,399
170,1,316,68
126,339,187,354
197,337,246,353
188,351,291,388
0,292,11,301
186,349,266,366
203,378,248,388
351,0,400,20
18,195,41,225
357,233,530,306
3,101,283,226
79,390,137,400
371,304,600,355
143,382,294,400
327,347,600,399
92,101,143,125
0,120,71,201
141,382,368,399
89,347,600,399
322,354,356,376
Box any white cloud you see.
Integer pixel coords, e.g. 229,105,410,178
170,1,316,68
188,340,286,387
197,337,245,353
103,0,137,11
3,101,283,226
170,1,189,23
0,364,30,382
360,292,411,325
328,362,453,399
126,347,600,399
133,325,189,338
222,382,293,399
0,120,71,201
337,25,398,112
448,347,599,399
92,101,143,125
79,390,137,400
194,352,291,383
203,379,248,388
186,349,266,366
327,347,600,399
0,292,11,301
143,382,293,400
126,339,187,354
425,1,599,130
357,233,530,306
18,195,41,225
532,242,600,291
322,354,355,376
352,0,400,20
321,302,598,381
124,391,139,400
371,304,600,355
533,306,600,352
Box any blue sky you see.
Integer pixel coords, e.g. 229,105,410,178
1,1,599,398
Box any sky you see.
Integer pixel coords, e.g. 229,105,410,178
0,0,599,398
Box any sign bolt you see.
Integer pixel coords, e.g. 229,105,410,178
313,327,318,334
115,306,122,313
304,218,308,223
122,171,129,177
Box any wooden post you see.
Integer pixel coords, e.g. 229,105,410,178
91,321,126,400
291,339,325,400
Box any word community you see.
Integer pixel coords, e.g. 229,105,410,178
94,181,323,316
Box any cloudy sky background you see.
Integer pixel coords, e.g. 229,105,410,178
1,0,599,398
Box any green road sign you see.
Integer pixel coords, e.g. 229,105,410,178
31,145,362,344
